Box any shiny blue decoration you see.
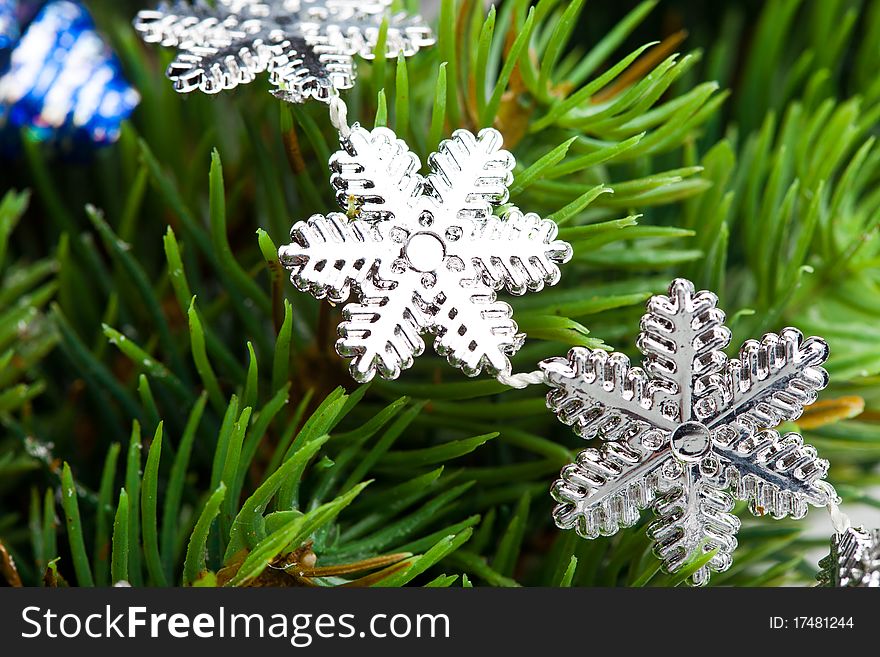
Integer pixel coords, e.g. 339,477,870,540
0,0,18,52
0,1,139,146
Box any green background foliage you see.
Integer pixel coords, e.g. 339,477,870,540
1,0,879,587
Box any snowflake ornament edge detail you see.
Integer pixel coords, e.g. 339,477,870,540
279,122,573,383
817,526,880,587
133,0,435,103
541,277,837,586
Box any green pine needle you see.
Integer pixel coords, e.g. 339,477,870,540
1,0,879,590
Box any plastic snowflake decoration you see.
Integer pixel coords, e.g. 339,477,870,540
279,124,572,383
134,0,434,102
817,527,880,587
541,278,837,585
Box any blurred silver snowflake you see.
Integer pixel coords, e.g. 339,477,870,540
279,124,572,382
817,526,880,587
541,278,837,585
134,0,434,102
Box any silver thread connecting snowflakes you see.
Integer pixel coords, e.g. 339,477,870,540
541,278,837,586
817,526,880,587
279,123,572,383
133,0,434,102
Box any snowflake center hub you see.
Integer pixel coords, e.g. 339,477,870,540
670,421,711,462
404,232,446,272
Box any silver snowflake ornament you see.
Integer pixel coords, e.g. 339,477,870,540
279,124,572,382
817,527,880,587
541,278,837,585
134,0,434,102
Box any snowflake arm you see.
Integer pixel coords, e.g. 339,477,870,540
452,208,573,295
713,426,835,516
336,272,426,382
818,527,880,587
133,1,234,48
270,37,355,102
712,328,830,431
540,347,676,442
637,278,731,423
551,441,668,539
278,213,387,303
432,273,522,377
426,128,515,220
330,125,424,219
648,463,739,586
167,36,282,94
311,1,435,59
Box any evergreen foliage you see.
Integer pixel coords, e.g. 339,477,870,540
1,0,878,587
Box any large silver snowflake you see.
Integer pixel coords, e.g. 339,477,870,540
133,0,434,102
541,278,837,585
817,527,880,587
279,124,572,382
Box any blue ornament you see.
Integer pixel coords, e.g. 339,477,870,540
0,0,18,52
0,1,140,146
